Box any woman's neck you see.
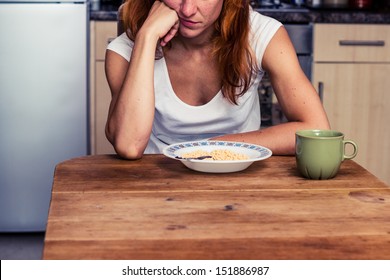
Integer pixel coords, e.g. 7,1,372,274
172,26,216,52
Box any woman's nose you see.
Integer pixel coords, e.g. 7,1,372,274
180,0,197,17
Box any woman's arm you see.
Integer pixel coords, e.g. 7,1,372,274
212,26,330,155
105,2,179,159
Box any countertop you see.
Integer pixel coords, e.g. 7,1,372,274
90,5,390,24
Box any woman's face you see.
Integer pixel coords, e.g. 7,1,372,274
163,0,224,38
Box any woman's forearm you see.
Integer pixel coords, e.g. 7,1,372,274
212,119,329,156
106,32,158,159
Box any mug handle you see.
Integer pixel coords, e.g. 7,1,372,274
343,140,358,160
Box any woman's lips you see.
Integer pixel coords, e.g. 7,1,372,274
179,18,198,28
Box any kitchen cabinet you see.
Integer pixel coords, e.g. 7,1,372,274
312,24,390,185
90,21,116,154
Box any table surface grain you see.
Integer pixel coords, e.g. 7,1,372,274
43,154,390,260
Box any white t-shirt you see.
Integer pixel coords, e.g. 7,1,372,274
107,11,282,154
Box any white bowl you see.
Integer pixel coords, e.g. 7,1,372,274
163,140,272,173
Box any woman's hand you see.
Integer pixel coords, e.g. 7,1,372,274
142,1,180,46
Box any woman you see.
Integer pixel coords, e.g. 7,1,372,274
105,0,330,159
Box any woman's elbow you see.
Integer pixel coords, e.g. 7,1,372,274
321,121,331,130
303,104,331,130
105,127,146,160
113,138,146,160
115,145,144,160
317,113,331,130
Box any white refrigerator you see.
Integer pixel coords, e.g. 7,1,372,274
0,0,89,231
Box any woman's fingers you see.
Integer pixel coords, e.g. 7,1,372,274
160,21,179,46
145,0,179,44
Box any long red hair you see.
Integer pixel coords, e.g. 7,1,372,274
122,0,257,104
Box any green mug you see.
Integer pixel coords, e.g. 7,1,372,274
295,130,358,180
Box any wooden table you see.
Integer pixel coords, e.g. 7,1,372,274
43,155,390,260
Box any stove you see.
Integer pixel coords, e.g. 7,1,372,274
250,0,309,11
251,0,283,9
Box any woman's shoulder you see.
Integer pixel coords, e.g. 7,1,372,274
106,32,134,62
249,9,283,31
248,10,284,68
249,10,283,47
